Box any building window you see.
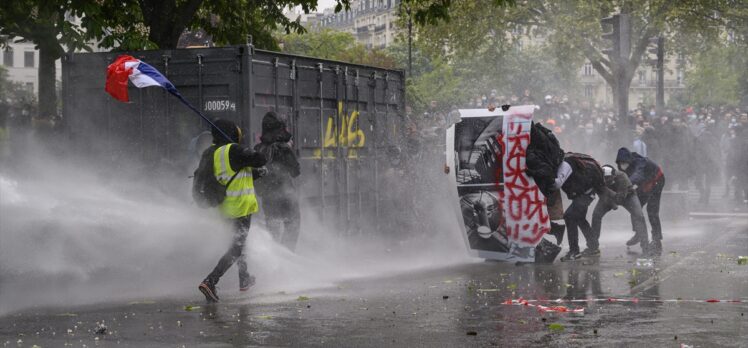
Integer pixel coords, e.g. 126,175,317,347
583,63,593,76
24,51,34,68
638,70,646,85
3,48,12,67
584,86,593,97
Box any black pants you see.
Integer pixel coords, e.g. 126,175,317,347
205,215,251,286
638,177,665,242
263,197,301,251
591,193,648,249
564,194,594,254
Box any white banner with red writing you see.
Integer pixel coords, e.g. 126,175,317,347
447,105,549,262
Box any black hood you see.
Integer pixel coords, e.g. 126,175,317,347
616,147,633,163
260,111,292,144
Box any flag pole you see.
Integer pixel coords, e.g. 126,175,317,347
170,91,235,144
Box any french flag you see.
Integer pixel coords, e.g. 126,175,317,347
104,54,234,142
105,54,179,102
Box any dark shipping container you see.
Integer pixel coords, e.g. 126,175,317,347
62,45,406,235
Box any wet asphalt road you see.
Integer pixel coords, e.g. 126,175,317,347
1,218,747,348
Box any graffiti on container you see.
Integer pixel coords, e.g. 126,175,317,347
313,101,366,159
502,110,550,246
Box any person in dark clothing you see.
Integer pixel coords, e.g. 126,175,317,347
254,112,302,251
525,122,566,245
198,119,267,302
591,165,649,254
615,147,665,256
556,153,605,261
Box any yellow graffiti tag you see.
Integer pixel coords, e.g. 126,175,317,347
313,101,366,158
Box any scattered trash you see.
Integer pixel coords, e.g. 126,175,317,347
128,300,156,305
466,331,477,336
548,323,564,332
56,313,78,317
613,272,626,277
593,329,598,335
255,315,273,320
507,283,517,290
184,305,201,311
635,258,654,267
738,256,747,265
443,280,454,284
477,289,499,292
296,296,310,301
442,295,449,300
680,344,693,348
94,323,107,335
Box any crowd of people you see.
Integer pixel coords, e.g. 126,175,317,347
460,90,748,206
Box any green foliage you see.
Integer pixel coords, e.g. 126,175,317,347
406,57,468,112
278,29,396,68
685,44,745,106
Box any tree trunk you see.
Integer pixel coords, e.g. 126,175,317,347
37,43,58,119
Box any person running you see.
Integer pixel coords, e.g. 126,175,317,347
198,119,267,302
615,147,665,256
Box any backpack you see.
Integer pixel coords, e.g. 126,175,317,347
192,145,239,208
531,122,564,168
564,152,605,189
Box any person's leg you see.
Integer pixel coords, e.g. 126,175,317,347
205,216,251,286
547,191,566,245
262,200,283,243
590,199,612,250
564,196,590,255
575,195,594,250
647,179,665,242
623,193,649,250
281,199,301,251
234,216,253,290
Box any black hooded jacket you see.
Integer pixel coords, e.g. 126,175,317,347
254,112,300,197
526,122,564,198
615,147,662,190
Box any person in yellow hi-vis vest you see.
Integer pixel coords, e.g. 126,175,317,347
199,119,266,303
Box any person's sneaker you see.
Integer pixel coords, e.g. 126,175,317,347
625,235,640,246
239,275,256,292
579,248,601,258
560,251,581,262
198,281,219,303
646,240,662,257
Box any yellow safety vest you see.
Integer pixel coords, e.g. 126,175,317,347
213,144,258,218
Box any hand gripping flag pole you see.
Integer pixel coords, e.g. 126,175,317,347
104,54,235,143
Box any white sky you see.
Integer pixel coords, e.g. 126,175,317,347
316,0,338,11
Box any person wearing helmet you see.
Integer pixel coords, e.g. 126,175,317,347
198,119,267,303
615,147,665,256
591,165,649,255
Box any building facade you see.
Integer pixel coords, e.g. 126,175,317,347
0,41,58,96
318,0,401,49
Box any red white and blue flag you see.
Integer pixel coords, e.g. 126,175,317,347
105,55,179,102
104,54,233,142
